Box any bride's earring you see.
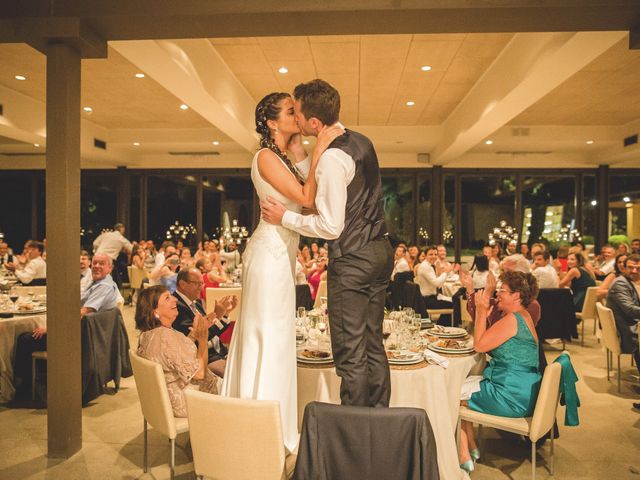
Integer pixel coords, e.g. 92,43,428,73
275,127,279,135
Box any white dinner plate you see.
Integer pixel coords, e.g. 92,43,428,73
426,326,468,338
386,350,423,365
296,348,333,363
427,344,475,355
13,307,46,315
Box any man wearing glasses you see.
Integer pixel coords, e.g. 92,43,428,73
606,254,640,379
172,268,237,377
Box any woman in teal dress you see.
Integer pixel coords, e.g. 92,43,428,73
458,271,541,473
558,252,596,311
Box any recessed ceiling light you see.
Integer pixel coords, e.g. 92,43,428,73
34,143,40,147
421,65,432,71
212,141,220,146
278,66,288,74
135,73,145,78
14,75,26,81
180,104,189,110
83,106,93,112
485,140,493,145
623,196,631,202
591,200,597,206
303,140,310,145
586,140,594,144
406,101,415,106
133,142,140,146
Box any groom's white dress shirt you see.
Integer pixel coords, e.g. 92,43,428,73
281,142,356,240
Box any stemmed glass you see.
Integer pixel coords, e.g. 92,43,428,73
9,287,19,311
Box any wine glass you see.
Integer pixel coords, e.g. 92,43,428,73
382,319,393,349
9,288,19,310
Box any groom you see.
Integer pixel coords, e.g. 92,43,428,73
261,79,394,408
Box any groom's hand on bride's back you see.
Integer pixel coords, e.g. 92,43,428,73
260,196,286,225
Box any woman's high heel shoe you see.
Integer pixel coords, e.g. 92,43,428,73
460,459,475,473
470,448,481,462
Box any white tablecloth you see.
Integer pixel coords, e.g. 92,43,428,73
0,313,46,402
441,281,462,297
297,352,486,480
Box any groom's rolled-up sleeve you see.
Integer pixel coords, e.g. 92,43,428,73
281,148,354,240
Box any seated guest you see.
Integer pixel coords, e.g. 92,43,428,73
391,245,411,281
150,253,180,293
465,254,540,328
295,250,308,286
617,243,629,256
519,243,531,260
632,238,640,255
559,252,596,311
196,258,227,299
505,240,517,255
470,255,493,290
179,247,195,270
12,253,119,401
172,268,236,378
220,241,242,271
458,271,541,472
0,241,13,266
308,258,327,300
605,254,640,376
130,244,146,270
555,245,569,273
597,253,627,300
416,246,454,323
482,244,500,276
435,244,451,271
136,286,219,418
407,244,419,270
532,251,559,288
5,240,46,285
591,244,616,280
80,250,93,296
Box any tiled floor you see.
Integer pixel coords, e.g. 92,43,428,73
0,306,638,479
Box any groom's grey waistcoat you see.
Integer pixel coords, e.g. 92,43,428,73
328,129,386,259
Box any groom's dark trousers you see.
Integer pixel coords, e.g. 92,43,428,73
328,237,394,407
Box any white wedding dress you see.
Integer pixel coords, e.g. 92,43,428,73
221,149,301,452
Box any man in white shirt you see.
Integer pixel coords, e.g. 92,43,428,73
261,79,394,408
416,246,454,324
6,240,46,285
219,241,242,271
531,251,559,288
0,242,14,266
592,244,615,279
391,245,411,281
93,223,132,261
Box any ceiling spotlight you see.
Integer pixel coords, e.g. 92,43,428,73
586,140,594,145
591,200,597,206
83,106,93,112
212,141,220,146
406,101,415,106
34,143,40,147
421,65,432,71
303,140,310,145
623,196,631,202
135,73,145,78
180,104,189,110
14,75,26,81
133,142,140,146
485,140,493,145
278,66,288,74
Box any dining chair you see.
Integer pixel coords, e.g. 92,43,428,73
205,286,242,322
595,302,631,393
313,280,327,309
129,349,189,480
184,390,295,480
457,361,562,480
31,351,47,400
427,308,454,326
127,266,148,304
576,286,598,346
460,297,472,330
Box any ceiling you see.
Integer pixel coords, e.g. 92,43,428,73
0,29,639,168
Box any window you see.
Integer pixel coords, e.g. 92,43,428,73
0,172,33,250
416,174,431,248
380,175,414,244
81,173,117,251
203,176,254,242
609,173,640,240
147,175,197,246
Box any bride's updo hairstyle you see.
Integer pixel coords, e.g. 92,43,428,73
255,92,304,185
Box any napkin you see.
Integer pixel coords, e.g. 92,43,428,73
436,293,452,303
424,350,450,368
460,375,483,400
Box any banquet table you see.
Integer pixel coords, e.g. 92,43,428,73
297,352,486,480
0,313,46,402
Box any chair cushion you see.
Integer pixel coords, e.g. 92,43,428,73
459,406,531,435
174,416,189,434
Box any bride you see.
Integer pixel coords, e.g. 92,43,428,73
221,92,342,452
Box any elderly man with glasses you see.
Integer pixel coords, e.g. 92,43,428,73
172,268,237,377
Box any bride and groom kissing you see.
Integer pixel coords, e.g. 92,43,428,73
221,78,394,452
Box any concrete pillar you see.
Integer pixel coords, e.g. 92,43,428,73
46,42,82,458
628,203,640,240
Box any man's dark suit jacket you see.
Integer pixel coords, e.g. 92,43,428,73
606,275,640,353
172,291,229,362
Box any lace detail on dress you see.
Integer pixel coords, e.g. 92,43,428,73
138,327,218,417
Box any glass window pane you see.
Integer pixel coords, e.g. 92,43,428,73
609,173,640,241
81,173,118,251
522,177,575,248
443,175,455,247
147,175,197,247
203,176,254,242
0,172,33,250
381,175,414,244
417,174,431,248
460,176,516,252
129,175,141,242
582,175,596,247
